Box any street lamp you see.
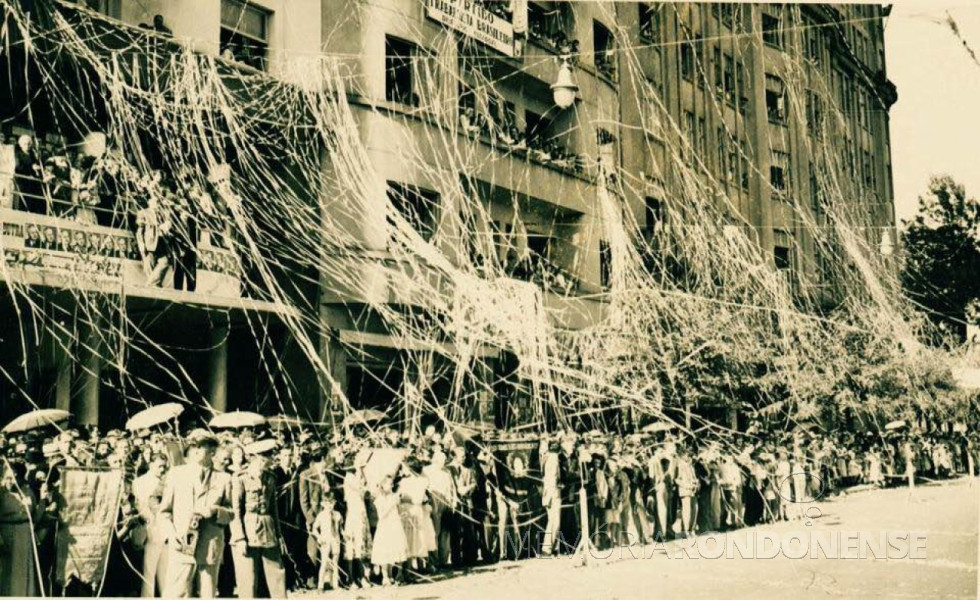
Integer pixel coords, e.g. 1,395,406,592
880,228,894,256
551,58,579,109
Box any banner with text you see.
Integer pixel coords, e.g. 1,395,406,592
55,468,125,589
425,0,517,57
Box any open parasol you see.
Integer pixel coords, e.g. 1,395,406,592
2,409,71,434
641,421,677,434
209,411,267,429
342,409,385,429
884,420,907,431
125,403,184,431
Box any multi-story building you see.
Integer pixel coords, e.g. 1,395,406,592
317,1,898,428
0,1,896,430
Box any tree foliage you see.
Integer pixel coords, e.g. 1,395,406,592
901,175,980,343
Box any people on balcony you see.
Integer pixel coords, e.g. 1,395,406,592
456,103,581,173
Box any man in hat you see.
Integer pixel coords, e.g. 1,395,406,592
229,438,287,599
158,429,234,598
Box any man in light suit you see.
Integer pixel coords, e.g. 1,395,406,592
132,453,170,597
158,429,234,598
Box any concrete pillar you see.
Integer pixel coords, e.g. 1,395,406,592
75,320,103,426
53,324,72,412
208,323,229,413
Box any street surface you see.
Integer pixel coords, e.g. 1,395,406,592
295,478,978,599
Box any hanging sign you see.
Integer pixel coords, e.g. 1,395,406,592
424,0,517,57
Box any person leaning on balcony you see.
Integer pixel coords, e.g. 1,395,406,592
136,175,174,286
230,439,288,599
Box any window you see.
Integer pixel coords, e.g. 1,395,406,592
681,39,695,81
774,245,791,270
739,138,750,190
387,182,439,240
682,111,695,157
863,151,874,187
525,110,552,144
528,2,573,51
740,141,750,190
713,3,735,29
765,74,787,124
594,20,616,81
803,17,821,62
639,3,660,43
386,36,419,107
723,54,735,104
87,0,121,18
762,10,782,48
220,0,271,70
736,61,748,112
858,89,869,130
645,196,665,235
718,128,736,186
599,239,612,288
696,117,706,159
770,150,790,194
806,90,823,137
809,164,823,217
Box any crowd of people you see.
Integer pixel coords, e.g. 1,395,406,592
0,416,975,598
1,130,239,291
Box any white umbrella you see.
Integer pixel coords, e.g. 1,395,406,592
3,409,71,434
125,403,184,431
209,411,267,429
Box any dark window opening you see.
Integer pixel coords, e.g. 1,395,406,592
774,246,791,270
387,181,439,240
594,20,616,81
639,3,660,43
599,239,612,288
770,150,790,193
386,36,419,107
765,74,786,124
220,0,270,70
762,12,782,48
645,196,665,235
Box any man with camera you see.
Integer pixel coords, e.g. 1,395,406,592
158,429,234,598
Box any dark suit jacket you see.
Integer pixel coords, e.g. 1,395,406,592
298,465,330,527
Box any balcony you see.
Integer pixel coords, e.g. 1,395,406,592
0,206,241,301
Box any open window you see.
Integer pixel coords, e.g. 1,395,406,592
594,20,616,81
765,74,787,124
385,36,420,107
770,150,790,194
762,8,783,49
774,245,791,270
639,3,660,43
599,239,612,288
220,0,271,71
387,181,439,241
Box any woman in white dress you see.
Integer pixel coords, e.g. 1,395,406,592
370,475,408,586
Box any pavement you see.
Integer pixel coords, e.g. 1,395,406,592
293,477,979,599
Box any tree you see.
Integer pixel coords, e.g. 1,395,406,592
901,175,980,344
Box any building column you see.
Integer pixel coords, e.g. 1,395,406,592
74,319,103,426
208,323,229,413
53,324,72,412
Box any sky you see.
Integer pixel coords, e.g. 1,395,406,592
885,1,980,224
